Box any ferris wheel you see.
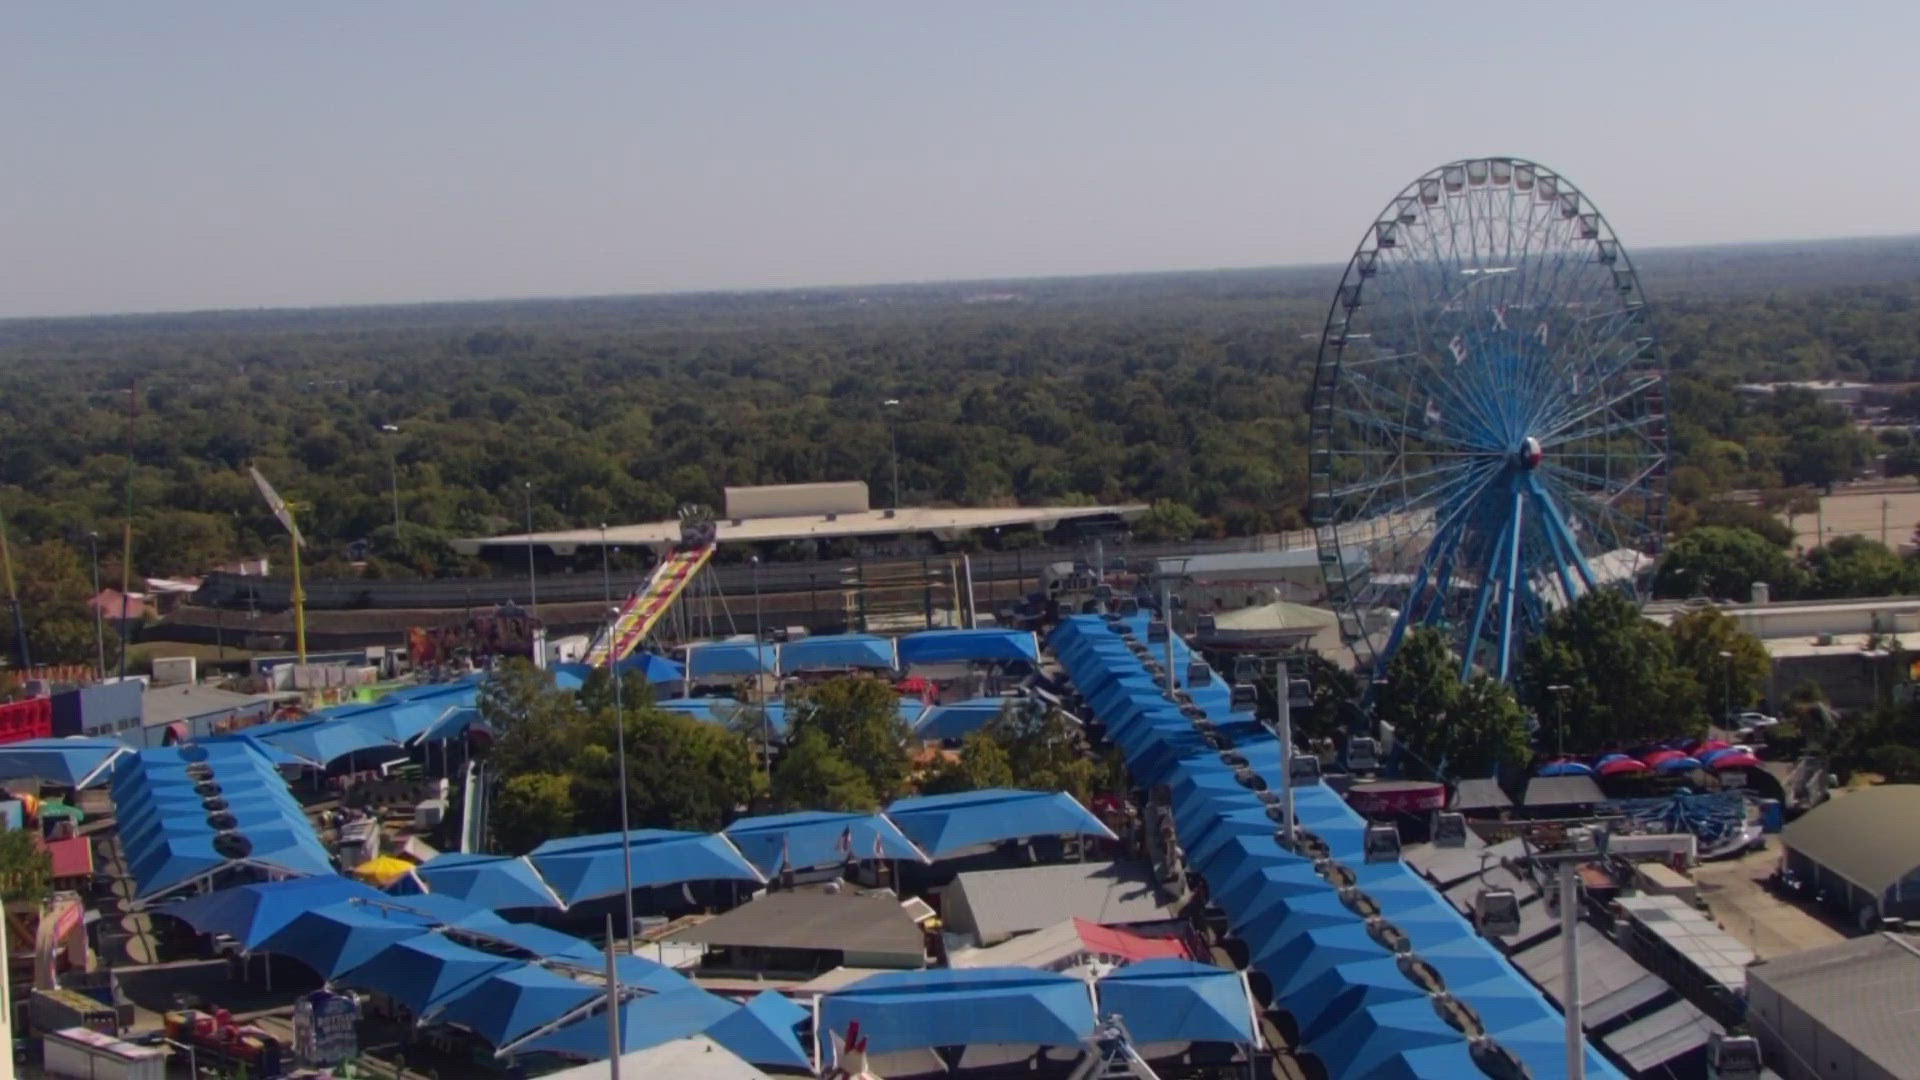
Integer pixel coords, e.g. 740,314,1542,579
1308,157,1669,684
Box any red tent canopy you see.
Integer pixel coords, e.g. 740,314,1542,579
1710,752,1762,770
1597,758,1650,776
1074,918,1190,963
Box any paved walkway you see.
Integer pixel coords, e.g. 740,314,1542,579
1694,844,1848,959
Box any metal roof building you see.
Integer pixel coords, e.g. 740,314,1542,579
1745,932,1920,1080
1783,785,1920,924
666,889,927,972
939,860,1178,946
1522,774,1606,810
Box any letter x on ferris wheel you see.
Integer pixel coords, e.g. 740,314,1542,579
1308,157,1670,685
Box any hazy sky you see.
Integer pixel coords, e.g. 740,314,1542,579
6,2,1918,317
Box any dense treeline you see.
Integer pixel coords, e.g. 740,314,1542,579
3,239,1920,589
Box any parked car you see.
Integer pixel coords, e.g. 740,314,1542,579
1730,710,1779,729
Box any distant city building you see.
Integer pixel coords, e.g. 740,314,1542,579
1735,380,1874,408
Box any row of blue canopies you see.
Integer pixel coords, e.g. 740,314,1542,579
158,874,810,1067
561,628,1041,683
392,790,1113,910
1051,612,1625,1080
107,718,1112,906
158,874,1260,1069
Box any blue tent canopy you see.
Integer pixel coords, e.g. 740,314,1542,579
724,810,927,874
461,919,602,966
821,968,1095,1063
687,642,779,679
1253,923,1388,1002
653,697,790,737
520,987,740,1059
430,963,599,1047
912,697,1015,740
250,717,398,768
254,901,433,978
161,877,393,949
1095,959,1254,1045
777,634,896,674
336,933,520,1014
380,891,514,931
407,854,563,911
1288,957,1428,1042
414,706,485,743
614,652,689,683
1307,998,1464,1078
117,744,334,903
529,829,764,905
883,789,1115,858
896,629,1040,667
0,737,130,788
703,990,811,1070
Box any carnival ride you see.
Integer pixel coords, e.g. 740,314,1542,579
1309,158,1669,683
584,508,719,668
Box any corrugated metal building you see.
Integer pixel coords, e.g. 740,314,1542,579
1745,932,1920,1080
1782,785,1920,925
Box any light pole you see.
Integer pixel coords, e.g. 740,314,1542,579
1546,684,1572,757
600,525,636,951
1717,649,1734,727
883,399,902,509
86,531,106,680
380,424,402,536
523,483,538,614
751,555,770,783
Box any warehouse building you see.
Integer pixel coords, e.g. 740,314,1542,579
1745,931,1920,1080
1781,785,1920,926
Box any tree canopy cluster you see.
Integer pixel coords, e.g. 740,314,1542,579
0,242,1916,593
1378,592,1775,766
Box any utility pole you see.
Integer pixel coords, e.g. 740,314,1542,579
600,526,636,952
1718,649,1734,725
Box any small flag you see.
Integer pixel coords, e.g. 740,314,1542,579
1448,335,1468,364
1423,399,1442,425
872,830,886,860
780,836,791,870
836,826,853,859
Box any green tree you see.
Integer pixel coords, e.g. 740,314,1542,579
481,658,759,845
1688,500,1795,548
0,828,51,903
770,729,877,811
1653,526,1799,601
1520,590,1702,752
0,540,123,669
1375,627,1528,780
1668,607,1771,722
788,676,911,801
1801,536,1914,599
1132,500,1204,542
492,772,575,853
919,729,1017,795
979,702,1109,803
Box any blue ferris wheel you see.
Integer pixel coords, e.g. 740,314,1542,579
1309,158,1670,684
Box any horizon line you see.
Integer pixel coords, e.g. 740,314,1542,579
6,230,1918,326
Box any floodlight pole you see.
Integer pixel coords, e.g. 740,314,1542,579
1558,858,1583,1080
380,424,402,536
87,531,105,679
601,526,637,951
884,398,902,509
605,912,623,1080
1275,658,1294,845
